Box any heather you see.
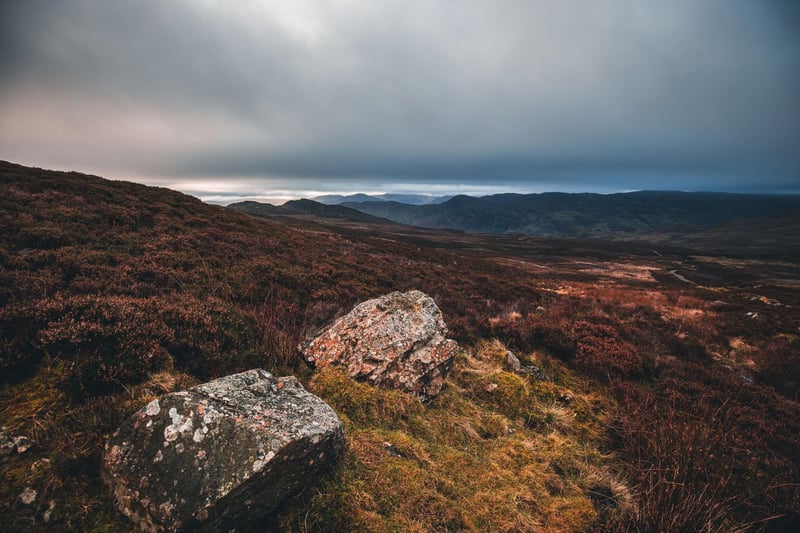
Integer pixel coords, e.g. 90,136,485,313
1,162,799,531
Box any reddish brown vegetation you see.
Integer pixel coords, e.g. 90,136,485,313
571,321,643,378
1,161,799,530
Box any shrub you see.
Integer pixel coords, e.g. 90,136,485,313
571,321,643,378
160,295,260,378
250,292,308,369
610,390,746,532
489,311,577,358
32,295,174,399
0,302,51,382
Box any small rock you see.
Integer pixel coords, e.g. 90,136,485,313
43,500,56,523
19,487,37,505
383,442,404,457
302,290,458,400
505,350,523,373
485,382,499,393
31,458,50,471
0,427,33,463
14,436,32,454
504,350,549,381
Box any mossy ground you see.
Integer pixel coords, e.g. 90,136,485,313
0,368,198,531
274,340,630,532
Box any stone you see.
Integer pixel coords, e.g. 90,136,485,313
504,350,549,381
18,487,37,505
504,350,523,373
301,290,458,400
102,369,344,532
0,427,33,464
506,350,550,381
383,442,405,458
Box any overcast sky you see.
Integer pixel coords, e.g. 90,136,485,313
1,0,798,202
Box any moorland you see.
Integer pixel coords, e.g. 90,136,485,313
1,160,799,531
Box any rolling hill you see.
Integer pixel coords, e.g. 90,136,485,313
228,198,394,224
343,190,800,239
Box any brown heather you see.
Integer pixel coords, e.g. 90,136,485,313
1,161,799,531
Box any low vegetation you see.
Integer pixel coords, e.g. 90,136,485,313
1,162,799,531
278,344,626,532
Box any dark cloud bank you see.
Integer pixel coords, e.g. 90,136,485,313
1,0,798,200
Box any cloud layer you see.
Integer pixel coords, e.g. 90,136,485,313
2,0,798,198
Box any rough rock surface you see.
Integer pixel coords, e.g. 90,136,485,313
102,369,344,532
302,290,458,400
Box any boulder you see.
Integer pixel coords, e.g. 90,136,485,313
302,290,458,400
102,369,344,532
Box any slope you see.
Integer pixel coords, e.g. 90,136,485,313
1,161,799,531
229,198,394,225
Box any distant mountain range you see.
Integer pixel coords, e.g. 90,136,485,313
337,191,800,238
227,199,392,224
228,191,800,257
313,193,452,205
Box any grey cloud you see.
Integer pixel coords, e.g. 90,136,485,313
1,0,798,194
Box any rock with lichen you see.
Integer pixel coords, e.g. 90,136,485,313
301,290,458,400
101,369,343,532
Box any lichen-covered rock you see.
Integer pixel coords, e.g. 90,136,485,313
102,369,343,532
302,290,458,400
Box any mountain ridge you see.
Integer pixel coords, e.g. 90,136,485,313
227,199,394,225
314,193,451,205
341,190,800,238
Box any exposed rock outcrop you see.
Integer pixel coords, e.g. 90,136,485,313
102,369,343,532
302,290,458,400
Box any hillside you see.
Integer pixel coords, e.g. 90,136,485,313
228,198,393,225
1,161,799,531
343,191,800,254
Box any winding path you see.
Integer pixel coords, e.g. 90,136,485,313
668,269,696,285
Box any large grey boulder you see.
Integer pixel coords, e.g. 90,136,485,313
302,290,458,400
102,369,343,532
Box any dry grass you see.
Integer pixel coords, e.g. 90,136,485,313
277,342,631,532
0,367,197,531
